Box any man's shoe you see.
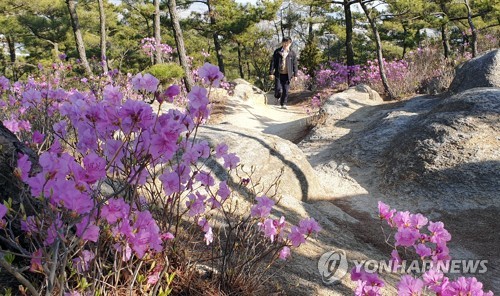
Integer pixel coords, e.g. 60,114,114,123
281,105,287,109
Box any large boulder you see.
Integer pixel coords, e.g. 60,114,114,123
449,49,500,93
231,78,267,105
382,87,500,210
198,124,326,201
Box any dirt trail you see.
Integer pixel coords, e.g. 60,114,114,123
207,87,499,295
207,89,397,295
212,91,315,142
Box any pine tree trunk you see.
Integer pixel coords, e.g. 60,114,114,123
439,1,451,59
5,35,17,80
98,0,109,73
212,32,225,74
361,1,395,100
153,0,163,64
308,4,314,40
344,1,355,85
66,0,92,75
237,42,244,78
402,25,408,58
464,0,477,57
441,24,451,59
207,0,225,74
167,0,194,92
344,1,355,67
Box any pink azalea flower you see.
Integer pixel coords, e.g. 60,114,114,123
114,243,133,262
432,242,451,261
131,73,159,93
161,232,175,241
0,76,10,91
222,153,240,169
45,218,63,246
279,246,291,260
186,193,206,217
30,249,43,273
3,118,20,133
391,249,402,270
378,201,395,222
21,216,38,234
428,221,451,244
61,190,94,214
103,84,123,104
409,213,428,229
150,125,180,160
250,196,275,218
193,140,210,159
76,217,100,242
81,152,106,183
147,270,161,285
394,227,420,247
143,73,160,92
32,131,45,144
217,181,230,201
261,218,277,242
198,63,224,87
415,243,432,258
162,84,180,102
0,203,7,220
22,89,42,105
15,153,31,182
215,143,228,158
397,275,424,296
351,267,384,295
101,198,130,224
119,99,154,132
423,268,448,293
393,211,411,228
72,250,95,272
53,120,68,137
198,217,210,232
195,171,215,187
187,86,209,110
160,171,182,195
288,226,305,247
298,218,321,235
442,277,493,296
204,227,213,245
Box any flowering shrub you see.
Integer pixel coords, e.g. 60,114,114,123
290,69,312,91
314,62,362,91
0,61,320,295
360,58,417,98
141,37,174,63
350,202,493,296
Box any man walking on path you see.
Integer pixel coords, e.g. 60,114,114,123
269,37,298,109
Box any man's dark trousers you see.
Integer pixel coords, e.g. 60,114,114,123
275,74,290,106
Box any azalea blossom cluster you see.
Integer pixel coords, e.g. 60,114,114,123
350,202,493,296
140,37,174,58
361,58,413,98
0,61,320,294
314,62,362,90
290,69,312,91
250,196,321,259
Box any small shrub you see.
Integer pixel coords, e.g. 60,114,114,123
145,63,185,83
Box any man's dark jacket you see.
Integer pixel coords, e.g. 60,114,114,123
269,47,298,78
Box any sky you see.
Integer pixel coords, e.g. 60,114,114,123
110,0,260,18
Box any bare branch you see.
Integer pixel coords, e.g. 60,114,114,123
0,257,40,296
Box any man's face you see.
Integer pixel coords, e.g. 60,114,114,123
282,41,292,49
